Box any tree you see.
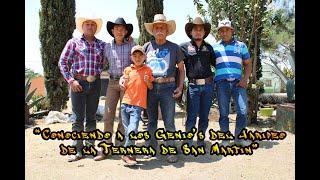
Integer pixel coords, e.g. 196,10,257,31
261,0,295,83
136,0,164,45
261,0,295,101
194,0,272,123
25,67,40,79
39,0,75,111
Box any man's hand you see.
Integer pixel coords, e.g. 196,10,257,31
237,78,249,88
172,86,183,99
70,80,83,92
119,76,128,90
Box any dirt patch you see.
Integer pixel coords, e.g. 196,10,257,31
26,104,294,180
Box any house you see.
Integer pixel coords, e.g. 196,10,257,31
29,76,46,96
260,64,283,93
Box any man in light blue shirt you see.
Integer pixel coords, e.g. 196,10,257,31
212,19,252,146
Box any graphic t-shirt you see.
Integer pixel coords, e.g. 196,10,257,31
143,40,184,78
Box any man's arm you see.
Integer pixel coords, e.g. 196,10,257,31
237,59,252,88
173,61,185,99
58,39,75,84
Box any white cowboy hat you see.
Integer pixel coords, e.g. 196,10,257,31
217,19,234,31
76,16,103,35
144,14,176,36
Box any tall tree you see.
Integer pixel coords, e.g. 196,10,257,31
261,0,295,82
194,0,271,123
39,0,75,110
136,0,164,45
261,0,295,101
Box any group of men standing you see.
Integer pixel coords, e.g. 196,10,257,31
58,13,252,164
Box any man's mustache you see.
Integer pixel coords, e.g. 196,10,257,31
155,32,165,36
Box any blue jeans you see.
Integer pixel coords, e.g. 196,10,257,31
120,103,143,147
186,82,214,141
70,79,101,153
216,79,248,139
146,82,176,149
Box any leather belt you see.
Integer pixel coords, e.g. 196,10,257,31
74,74,100,83
109,75,121,80
154,76,175,84
189,76,213,85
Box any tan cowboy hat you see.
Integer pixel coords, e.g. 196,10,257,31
76,16,103,35
185,17,211,39
144,14,176,36
217,19,234,31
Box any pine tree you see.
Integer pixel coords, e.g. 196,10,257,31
39,0,75,111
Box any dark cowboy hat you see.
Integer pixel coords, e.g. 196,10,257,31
106,17,133,38
185,17,211,39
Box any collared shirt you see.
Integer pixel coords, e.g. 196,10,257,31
212,38,250,82
104,39,136,77
180,40,216,79
122,64,154,109
59,35,106,84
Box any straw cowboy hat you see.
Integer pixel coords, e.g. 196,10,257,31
144,14,176,36
75,15,102,35
106,17,133,38
217,19,234,31
185,16,211,39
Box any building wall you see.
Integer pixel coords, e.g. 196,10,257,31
260,65,282,93
29,76,46,96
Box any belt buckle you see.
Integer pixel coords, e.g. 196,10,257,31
86,75,96,82
226,78,235,81
156,77,164,83
196,79,205,85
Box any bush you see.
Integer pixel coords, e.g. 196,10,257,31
31,95,48,111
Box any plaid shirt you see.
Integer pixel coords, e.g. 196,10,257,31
105,39,136,77
59,35,107,84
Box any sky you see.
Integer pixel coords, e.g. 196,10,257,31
25,0,216,75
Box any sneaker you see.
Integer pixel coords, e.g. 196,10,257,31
122,155,137,166
93,151,108,161
143,155,153,159
129,155,137,162
167,155,178,163
67,153,83,162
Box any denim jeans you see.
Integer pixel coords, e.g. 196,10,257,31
216,79,248,140
121,103,143,147
146,82,176,149
185,82,214,143
70,79,101,153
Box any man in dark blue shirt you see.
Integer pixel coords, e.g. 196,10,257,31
180,17,216,147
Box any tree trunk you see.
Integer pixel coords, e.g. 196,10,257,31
136,0,164,45
39,0,75,111
25,104,30,124
247,0,266,124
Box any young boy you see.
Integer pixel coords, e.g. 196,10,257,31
119,45,154,166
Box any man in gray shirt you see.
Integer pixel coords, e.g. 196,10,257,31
143,14,185,163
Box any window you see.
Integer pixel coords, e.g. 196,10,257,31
264,79,272,87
